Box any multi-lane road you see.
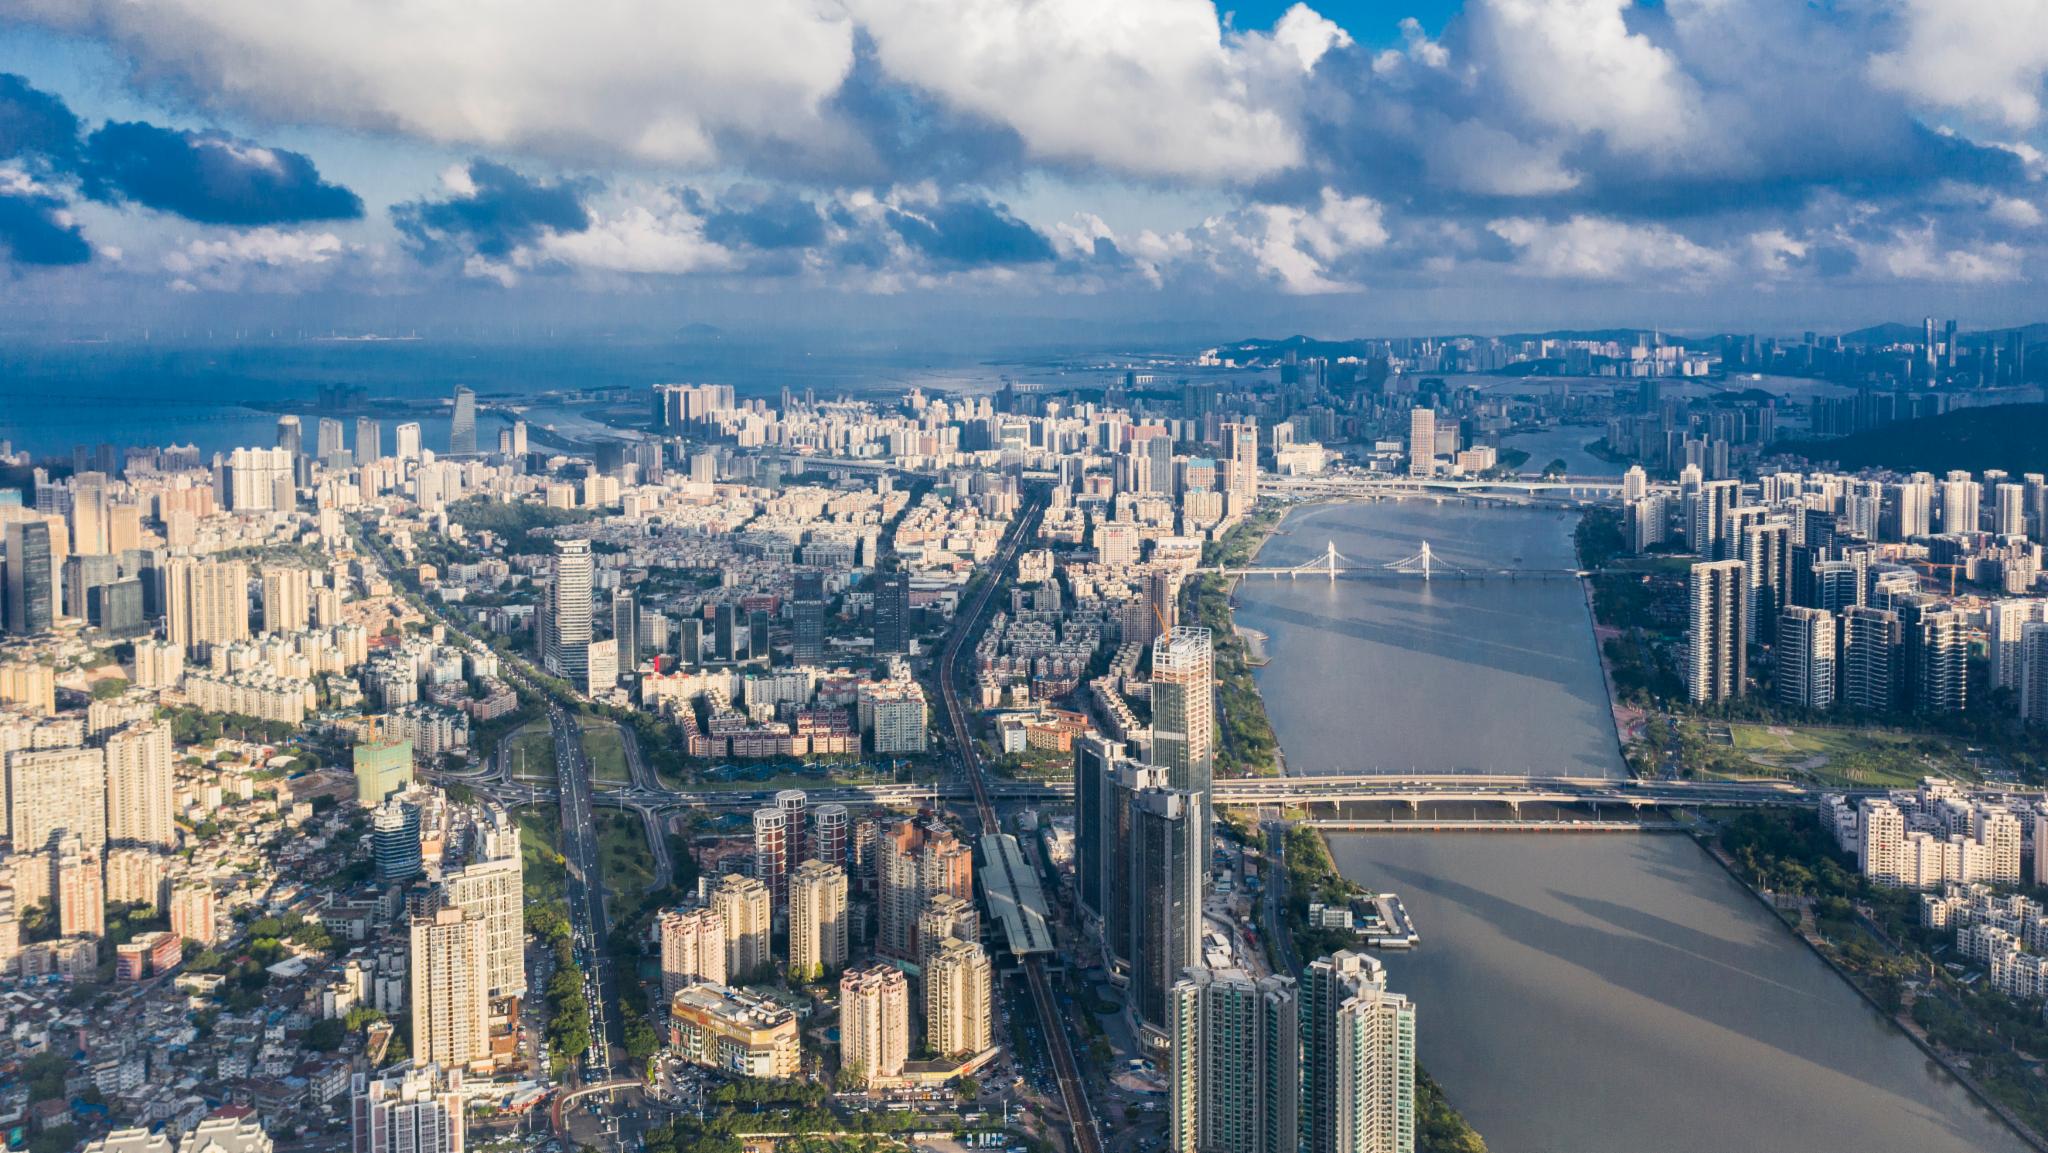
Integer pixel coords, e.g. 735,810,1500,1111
550,703,618,1083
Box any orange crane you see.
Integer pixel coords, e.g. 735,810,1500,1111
1912,560,1964,597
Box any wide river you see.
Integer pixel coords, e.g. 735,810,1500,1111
1233,499,2031,1153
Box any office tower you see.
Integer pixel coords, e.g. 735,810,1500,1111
1912,603,1969,713
276,415,304,459
261,566,311,634
2021,622,2048,727
752,806,790,905
395,422,423,463
449,386,478,455
873,570,910,654
1941,472,1981,535
1129,785,1203,1036
55,834,104,938
3,521,52,635
1095,761,1169,976
714,603,739,661
792,571,826,665
106,504,140,555
105,722,174,851
63,552,116,624
317,417,346,462
639,609,670,657
1074,738,1115,923
878,818,973,960
356,417,382,464
1997,483,2028,538
353,739,415,807
1841,606,1903,713
444,824,525,999
371,798,423,883
544,540,592,681
659,906,728,998
1689,480,1740,559
586,638,618,694
7,745,106,851
611,588,639,670
1151,627,1215,810
511,421,528,457
87,576,142,637
1223,419,1259,510
812,803,849,870
1892,478,1934,540
163,557,250,655
1302,951,1416,1153
1776,607,1837,711
839,964,911,1088
1168,968,1299,1153
351,1064,464,1153
677,617,703,665
1406,407,1435,478
1738,520,1790,645
788,859,848,980
410,905,489,1069
1686,560,1747,704
925,936,993,1059
1146,433,1176,496
749,609,770,663
711,874,773,981
69,482,106,556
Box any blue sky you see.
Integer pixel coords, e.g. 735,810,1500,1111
1,1,2045,340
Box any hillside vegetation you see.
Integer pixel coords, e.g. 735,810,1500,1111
1780,403,2048,476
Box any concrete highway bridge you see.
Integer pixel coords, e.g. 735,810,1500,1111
442,771,1846,824
1268,473,1625,501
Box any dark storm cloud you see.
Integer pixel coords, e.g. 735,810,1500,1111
0,73,82,168
698,187,826,251
80,121,364,225
886,196,1054,266
392,160,593,261
0,190,90,266
818,33,1029,187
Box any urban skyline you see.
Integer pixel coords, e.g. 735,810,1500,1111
3,4,2048,1153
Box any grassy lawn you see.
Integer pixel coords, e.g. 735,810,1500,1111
1705,722,1977,788
580,719,632,785
516,807,566,905
506,720,557,782
595,809,660,923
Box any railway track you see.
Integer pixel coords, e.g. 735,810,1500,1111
934,491,1101,1153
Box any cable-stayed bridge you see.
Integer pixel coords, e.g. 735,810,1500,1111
1200,540,1588,582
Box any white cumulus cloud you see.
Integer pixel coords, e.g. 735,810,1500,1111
1871,0,2048,130
15,0,859,167
1487,215,1732,282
